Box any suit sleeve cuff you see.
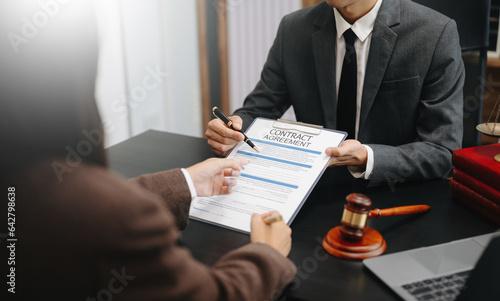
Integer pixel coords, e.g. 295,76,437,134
347,144,374,180
181,168,197,199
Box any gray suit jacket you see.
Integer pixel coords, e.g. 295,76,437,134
234,0,464,187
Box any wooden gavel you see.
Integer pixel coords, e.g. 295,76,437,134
323,193,431,259
339,193,431,241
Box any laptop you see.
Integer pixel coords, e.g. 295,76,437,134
363,232,500,301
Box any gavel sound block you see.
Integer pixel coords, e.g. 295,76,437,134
322,193,430,260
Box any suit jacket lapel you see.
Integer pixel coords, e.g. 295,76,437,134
312,4,337,129
359,0,400,134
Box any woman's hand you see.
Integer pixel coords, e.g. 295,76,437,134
186,158,248,197
250,211,292,257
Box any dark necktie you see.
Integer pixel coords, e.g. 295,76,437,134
337,29,357,139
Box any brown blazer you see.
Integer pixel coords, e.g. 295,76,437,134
14,159,296,300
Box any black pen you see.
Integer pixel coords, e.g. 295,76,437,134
212,106,260,153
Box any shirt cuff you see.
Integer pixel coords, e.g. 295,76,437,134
347,144,374,180
181,168,197,199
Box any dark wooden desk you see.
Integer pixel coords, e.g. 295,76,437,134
108,130,498,301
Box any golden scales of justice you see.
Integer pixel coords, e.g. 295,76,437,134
476,96,500,163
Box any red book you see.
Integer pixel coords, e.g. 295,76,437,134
452,168,500,205
450,179,500,226
452,144,500,191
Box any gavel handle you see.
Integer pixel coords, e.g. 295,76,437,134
368,205,430,218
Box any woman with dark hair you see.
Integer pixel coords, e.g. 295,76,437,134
1,1,296,300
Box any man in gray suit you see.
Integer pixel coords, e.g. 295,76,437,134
206,0,464,187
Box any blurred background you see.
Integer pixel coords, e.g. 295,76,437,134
93,0,329,147
11,0,500,147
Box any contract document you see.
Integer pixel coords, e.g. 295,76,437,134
189,118,346,233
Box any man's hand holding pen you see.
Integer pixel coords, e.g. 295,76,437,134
206,114,244,157
206,107,260,156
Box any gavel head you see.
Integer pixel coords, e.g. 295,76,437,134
339,193,372,241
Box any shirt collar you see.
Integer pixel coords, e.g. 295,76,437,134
333,0,383,42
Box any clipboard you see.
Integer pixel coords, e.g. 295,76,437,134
272,119,324,135
189,117,347,233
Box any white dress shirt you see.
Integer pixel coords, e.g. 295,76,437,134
333,0,383,180
181,168,198,199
